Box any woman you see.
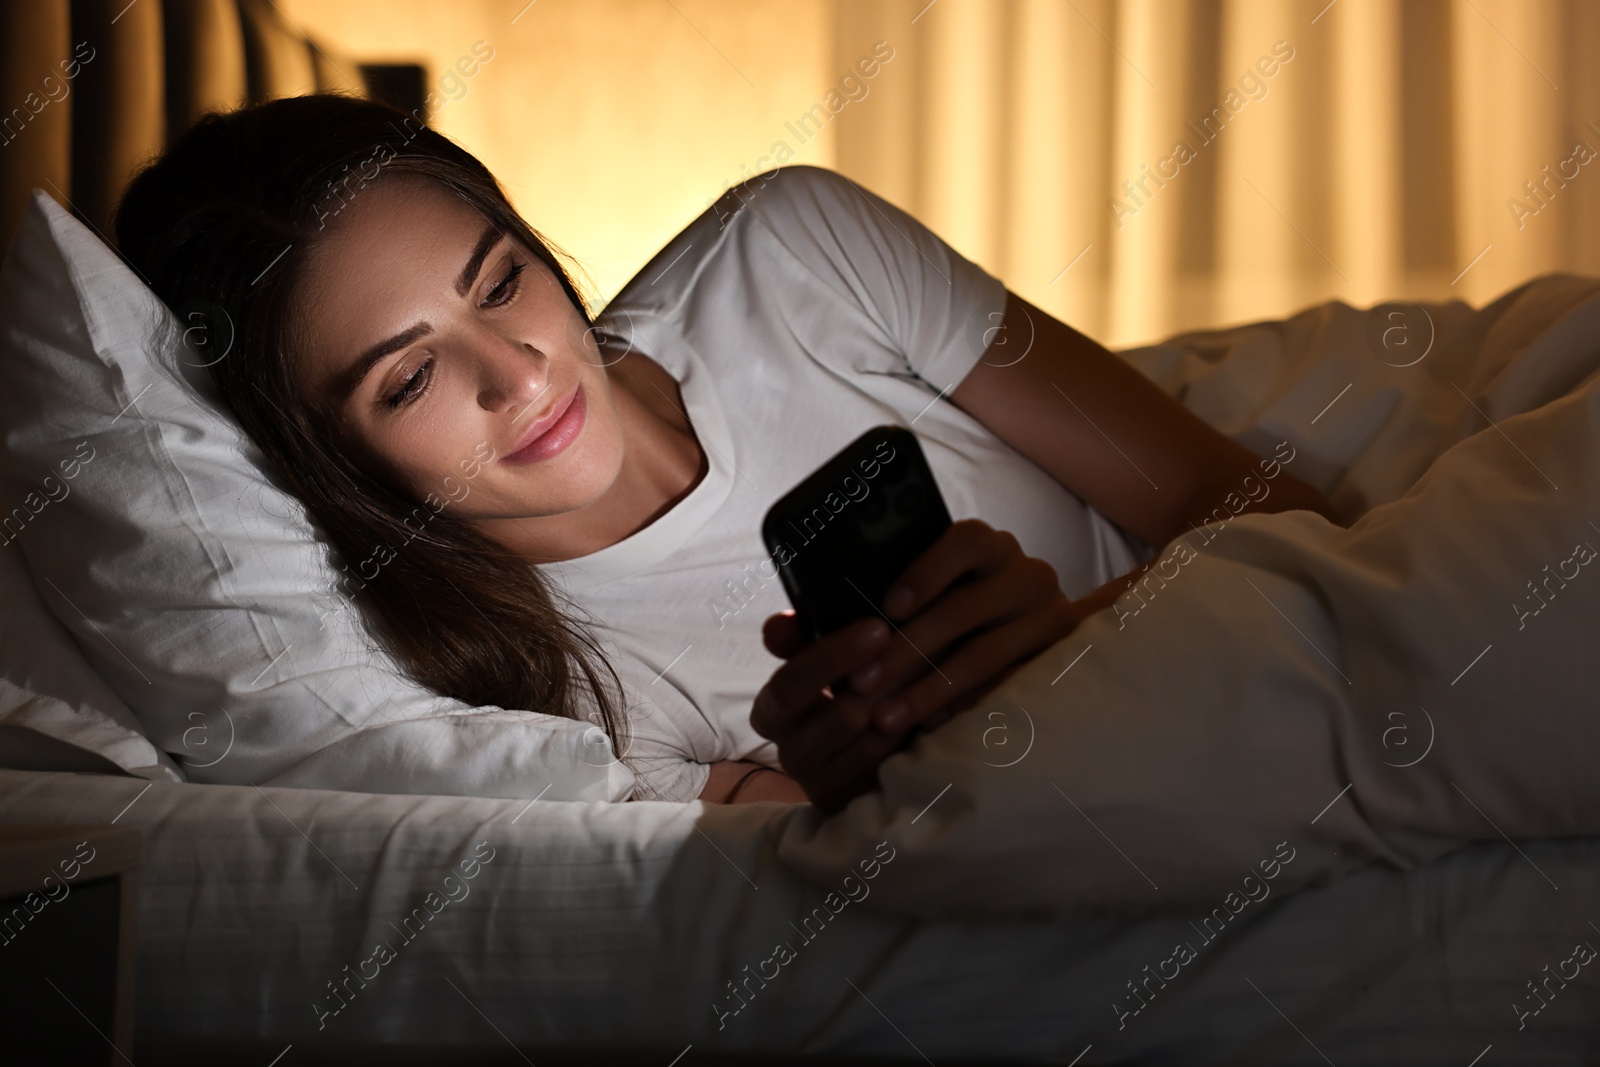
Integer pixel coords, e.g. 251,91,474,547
114,94,1338,812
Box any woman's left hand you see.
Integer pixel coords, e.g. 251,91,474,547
842,518,1082,734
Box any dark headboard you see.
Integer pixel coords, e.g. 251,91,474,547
0,0,372,251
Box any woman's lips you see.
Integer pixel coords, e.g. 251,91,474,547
502,385,585,464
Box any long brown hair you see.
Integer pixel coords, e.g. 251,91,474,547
114,93,632,773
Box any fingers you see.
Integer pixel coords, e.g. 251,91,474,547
781,718,912,814
871,594,1077,732
772,686,881,778
754,519,1071,814
750,616,889,740
810,729,914,814
762,610,807,660
848,551,1060,705
752,620,904,813
879,519,1016,621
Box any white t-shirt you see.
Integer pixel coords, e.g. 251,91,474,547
542,166,1151,803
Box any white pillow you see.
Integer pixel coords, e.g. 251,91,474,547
0,524,183,780
0,190,633,802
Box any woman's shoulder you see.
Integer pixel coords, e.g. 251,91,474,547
598,165,864,324
708,163,859,231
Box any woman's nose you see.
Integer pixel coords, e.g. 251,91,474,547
477,339,547,415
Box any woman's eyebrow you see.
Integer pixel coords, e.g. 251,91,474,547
331,225,506,404
334,322,434,404
456,225,505,296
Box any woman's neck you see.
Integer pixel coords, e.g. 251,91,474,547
481,353,708,566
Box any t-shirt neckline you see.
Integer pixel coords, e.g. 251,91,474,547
541,310,736,591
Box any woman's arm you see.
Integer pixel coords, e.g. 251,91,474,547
748,291,1342,811
697,759,810,803
949,290,1340,549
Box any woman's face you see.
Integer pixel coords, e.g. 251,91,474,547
293,176,625,524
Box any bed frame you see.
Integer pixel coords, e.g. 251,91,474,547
0,0,381,253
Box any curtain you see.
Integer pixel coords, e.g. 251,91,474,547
832,0,1600,348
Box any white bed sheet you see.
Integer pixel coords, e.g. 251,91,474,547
0,768,1596,1064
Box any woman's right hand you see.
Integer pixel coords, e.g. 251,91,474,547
749,613,914,814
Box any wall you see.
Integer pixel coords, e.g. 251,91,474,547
277,0,833,312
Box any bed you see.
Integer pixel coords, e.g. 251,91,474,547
4,3,1600,1065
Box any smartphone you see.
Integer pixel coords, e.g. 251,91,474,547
762,425,952,644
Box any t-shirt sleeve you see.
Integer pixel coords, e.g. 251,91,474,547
623,746,711,803
620,711,712,803
564,639,714,804
737,165,1010,395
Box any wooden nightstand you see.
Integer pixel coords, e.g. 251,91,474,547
0,823,140,1065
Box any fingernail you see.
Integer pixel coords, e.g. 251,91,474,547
860,620,889,647
883,586,913,618
876,700,909,732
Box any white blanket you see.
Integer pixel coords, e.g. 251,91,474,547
778,272,1600,924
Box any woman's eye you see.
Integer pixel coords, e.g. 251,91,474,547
385,357,432,409
482,259,525,308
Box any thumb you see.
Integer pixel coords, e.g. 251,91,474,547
762,610,809,659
